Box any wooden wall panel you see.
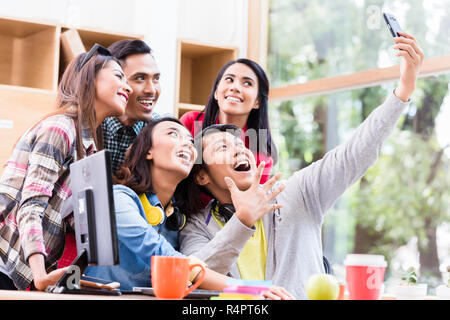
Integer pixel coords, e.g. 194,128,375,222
0,85,57,175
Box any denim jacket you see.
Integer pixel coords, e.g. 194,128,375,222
84,185,184,290
143,192,180,250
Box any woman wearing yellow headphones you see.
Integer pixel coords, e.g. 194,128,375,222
83,116,221,291
83,116,293,299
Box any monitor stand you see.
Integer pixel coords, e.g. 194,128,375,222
46,249,121,296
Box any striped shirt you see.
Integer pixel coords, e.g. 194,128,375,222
0,114,96,289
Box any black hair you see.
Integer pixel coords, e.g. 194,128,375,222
175,124,242,217
115,116,186,231
193,124,242,165
200,58,278,164
115,116,183,192
108,39,153,62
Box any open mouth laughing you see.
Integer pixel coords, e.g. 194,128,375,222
175,149,193,164
138,97,156,111
233,157,251,172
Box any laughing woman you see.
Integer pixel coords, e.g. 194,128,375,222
83,117,293,299
83,117,229,291
180,58,277,185
0,45,132,291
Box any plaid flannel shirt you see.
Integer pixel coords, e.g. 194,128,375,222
0,114,95,289
101,117,146,174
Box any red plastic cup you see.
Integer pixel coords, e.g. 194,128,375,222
344,254,387,300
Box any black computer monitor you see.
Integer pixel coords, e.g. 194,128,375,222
70,150,119,266
47,150,119,295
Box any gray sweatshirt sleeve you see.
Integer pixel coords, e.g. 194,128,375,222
179,212,255,275
280,92,410,224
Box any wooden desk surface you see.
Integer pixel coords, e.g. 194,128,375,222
0,290,439,301
0,289,154,300
344,292,437,300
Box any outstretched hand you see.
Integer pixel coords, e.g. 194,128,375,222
224,162,285,227
393,31,424,102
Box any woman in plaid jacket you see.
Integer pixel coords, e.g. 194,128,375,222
0,45,132,291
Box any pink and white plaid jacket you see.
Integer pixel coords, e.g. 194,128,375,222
0,114,95,289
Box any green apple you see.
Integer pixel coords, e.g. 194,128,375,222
306,274,340,300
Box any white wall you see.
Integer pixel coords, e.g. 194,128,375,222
177,0,248,54
0,0,248,115
133,0,179,116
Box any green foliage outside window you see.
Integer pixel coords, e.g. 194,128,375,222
267,0,450,288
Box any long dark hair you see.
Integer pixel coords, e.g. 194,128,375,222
116,116,188,230
115,116,184,193
60,52,120,158
201,58,278,164
175,124,242,217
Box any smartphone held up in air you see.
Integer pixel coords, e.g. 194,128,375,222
383,12,403,38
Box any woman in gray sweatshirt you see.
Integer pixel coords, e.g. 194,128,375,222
177,32,424,299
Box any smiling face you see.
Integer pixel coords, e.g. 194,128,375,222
196,131,257,199
214,62,260,121
147,121,197,179
94,60,132,122
118,53,161,126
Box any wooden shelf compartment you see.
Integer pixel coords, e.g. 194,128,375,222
177,103,205,118
59,26,143,79
175,39,238,118
0,16,60,90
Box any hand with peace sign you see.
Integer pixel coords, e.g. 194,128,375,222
224,161,285,228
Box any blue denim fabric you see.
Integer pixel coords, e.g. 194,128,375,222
84,185,184,290
144,192,180,250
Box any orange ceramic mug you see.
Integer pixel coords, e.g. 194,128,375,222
151,255,206,299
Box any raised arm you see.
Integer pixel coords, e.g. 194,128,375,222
281,32,424,223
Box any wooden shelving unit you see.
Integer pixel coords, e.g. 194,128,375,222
0,16,240,175
0,16,142,175
0,17,60,90
59,26,142,79
175,39,238,118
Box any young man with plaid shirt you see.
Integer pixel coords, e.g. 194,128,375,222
102,39,161,174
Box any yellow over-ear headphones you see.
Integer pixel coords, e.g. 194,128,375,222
139,193,164,226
